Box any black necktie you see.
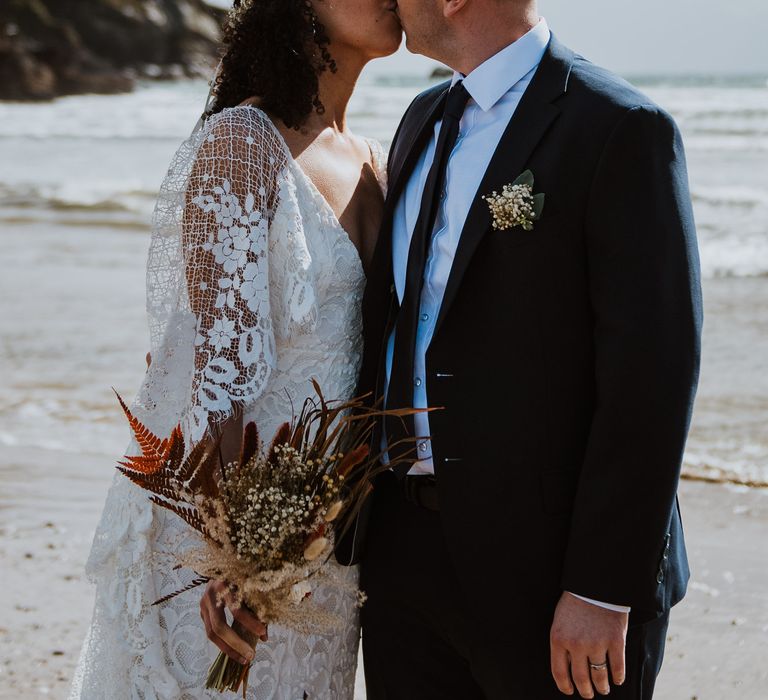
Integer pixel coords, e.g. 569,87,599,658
385,81,471,477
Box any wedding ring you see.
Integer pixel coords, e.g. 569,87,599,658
589,660,608,671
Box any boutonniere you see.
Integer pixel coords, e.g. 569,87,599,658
481,170,545,232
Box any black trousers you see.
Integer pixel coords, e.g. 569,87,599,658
360,472,670,700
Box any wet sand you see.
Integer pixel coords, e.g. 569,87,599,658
1,445,766,699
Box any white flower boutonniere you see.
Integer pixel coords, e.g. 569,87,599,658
482,170,545,232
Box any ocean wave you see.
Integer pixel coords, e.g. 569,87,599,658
0,215,150,230
0,133,186,142
698,241,768,279
3,182,763,219
631,74,768,89
684,108,768,120
0,77,765,279
692,185,768,208
0,183,156,218
687,128,768,139
684,136,768,153
1,192,765,278
684,444,768,488
0,79,209,140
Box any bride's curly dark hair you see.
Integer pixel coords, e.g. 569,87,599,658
209,0,337,129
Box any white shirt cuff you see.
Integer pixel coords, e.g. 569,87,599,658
567,592,631,614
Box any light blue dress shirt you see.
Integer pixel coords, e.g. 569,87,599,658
384,19,551,473
382,18,631,614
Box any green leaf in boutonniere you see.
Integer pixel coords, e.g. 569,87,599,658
482,169,545,232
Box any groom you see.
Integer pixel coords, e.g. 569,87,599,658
344,1,702,698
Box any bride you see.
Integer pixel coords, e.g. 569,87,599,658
70,1,401,697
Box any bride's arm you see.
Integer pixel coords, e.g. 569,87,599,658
180,106,288,662
181,106,286,444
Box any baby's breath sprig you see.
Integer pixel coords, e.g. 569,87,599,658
481,169,545,232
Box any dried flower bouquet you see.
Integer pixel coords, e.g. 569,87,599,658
113,380,422,696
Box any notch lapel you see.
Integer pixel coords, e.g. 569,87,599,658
386,83,451,220
364,83,450,323
361,83,450,392
433,37,575,336
369,83,450,288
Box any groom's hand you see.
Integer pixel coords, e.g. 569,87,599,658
200,580,268,664
550,592,628,697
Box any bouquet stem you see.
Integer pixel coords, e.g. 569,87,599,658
205,620,259,697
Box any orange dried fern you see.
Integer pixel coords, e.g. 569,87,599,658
112,388,169,461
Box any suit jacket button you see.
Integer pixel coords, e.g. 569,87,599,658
656,570,664,584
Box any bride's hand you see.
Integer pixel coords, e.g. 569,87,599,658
200,580,268,664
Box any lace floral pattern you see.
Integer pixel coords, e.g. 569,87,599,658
70,106,385,700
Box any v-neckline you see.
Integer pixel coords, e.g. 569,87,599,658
239,105,384,275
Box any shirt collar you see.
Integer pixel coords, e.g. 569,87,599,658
450,18,551,112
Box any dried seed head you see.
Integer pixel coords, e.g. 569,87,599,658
304,537,329,561
323,500,344,523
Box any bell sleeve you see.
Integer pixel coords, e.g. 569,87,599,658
180,107,289,442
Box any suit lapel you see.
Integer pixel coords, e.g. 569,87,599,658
433,37,576,335
387,84,450,219
361,84,450,392
364,83,450,320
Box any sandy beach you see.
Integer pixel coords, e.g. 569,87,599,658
1,274,766,698
1,450,766,699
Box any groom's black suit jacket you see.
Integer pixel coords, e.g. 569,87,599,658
341,35,702,626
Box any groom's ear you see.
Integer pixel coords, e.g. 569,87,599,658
443,0,470,20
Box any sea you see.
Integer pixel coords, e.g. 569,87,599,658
0,69,766,485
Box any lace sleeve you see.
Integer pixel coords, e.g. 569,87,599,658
181,107,288,441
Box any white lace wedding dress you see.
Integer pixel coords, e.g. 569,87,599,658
69,105,386,700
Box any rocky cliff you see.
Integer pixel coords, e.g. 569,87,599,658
0,0,227,101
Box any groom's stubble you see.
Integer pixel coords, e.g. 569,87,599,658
396,0,539,75
396,0,449,58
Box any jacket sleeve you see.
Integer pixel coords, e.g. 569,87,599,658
560,105,703,609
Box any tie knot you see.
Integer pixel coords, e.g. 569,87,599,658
444,81,470,121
